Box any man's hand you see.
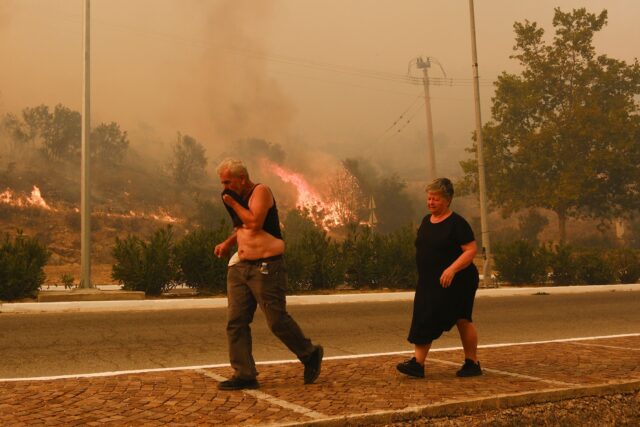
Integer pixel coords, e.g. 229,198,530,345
214,242,230,258
440,267,456,288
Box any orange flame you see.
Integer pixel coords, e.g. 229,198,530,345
264,161,343,229
0,185,52,210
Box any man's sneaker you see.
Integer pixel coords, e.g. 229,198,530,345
303,345,324,384
396,357,425,378
456,359,482,377
217,377,259,390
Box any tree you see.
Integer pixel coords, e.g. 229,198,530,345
343,158,414,233
2,104,81,161
91,122,129,165
41,104,81,160
375,174,414,233
328,165,365,225
168,132,208,187
460,8,640,241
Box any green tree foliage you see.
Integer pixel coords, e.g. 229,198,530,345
0,231,49,301
91,122,129,165
174,225,230,293
112,226,178,296
461,8,640,241
169,132,207,187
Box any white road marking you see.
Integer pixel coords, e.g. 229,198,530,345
567,341,640,352
429,358,579,387
1,333,637,382
197,369,327,420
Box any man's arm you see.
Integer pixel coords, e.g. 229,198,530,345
214,230,237,258
222,185,272,231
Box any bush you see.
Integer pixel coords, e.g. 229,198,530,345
574,250,615,285
493,240,548,285
111,226,178,296
607,248,640,284
341,224,380,288
547,244,579,285
376,225,417,288
0,231,49,301
284,210,341,290
174,224,230,293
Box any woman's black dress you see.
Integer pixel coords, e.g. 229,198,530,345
408,212,479,344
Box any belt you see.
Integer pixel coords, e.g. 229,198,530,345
242,254,284,265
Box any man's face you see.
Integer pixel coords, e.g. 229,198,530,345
219,169,245,195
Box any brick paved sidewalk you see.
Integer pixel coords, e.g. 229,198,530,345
1,335,639,426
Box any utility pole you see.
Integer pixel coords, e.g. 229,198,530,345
468,0,493,287
416,57,437,182
79,0,93,288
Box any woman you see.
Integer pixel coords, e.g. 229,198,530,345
397,178,482,378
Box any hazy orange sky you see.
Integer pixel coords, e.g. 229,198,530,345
1,0,638,180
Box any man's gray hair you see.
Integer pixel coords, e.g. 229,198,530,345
426,177,454,200
216,158,249,178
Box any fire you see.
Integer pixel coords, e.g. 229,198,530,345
264,161,344,229
95,209,179,223
0,186,179,223
0,185,52,210
28,186,51,209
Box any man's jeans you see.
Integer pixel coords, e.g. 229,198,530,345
226,257,314,380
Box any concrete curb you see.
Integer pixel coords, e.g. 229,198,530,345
1,283,639,314
281,380,640,427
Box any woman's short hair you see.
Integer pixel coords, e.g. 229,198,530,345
216,158,249,178
426,177,454,200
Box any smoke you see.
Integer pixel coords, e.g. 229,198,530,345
0,1,295,158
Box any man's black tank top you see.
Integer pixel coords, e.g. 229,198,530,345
246,184,283,240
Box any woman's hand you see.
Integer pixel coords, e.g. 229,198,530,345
440,267,456,288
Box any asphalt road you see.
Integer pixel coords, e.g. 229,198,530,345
1,291,639,379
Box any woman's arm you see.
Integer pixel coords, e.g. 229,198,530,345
440,240,477,288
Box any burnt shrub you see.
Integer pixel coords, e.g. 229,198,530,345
111,226,178,296
0,231,49,301
174,223,230,294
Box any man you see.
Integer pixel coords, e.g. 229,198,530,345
214,158,323,390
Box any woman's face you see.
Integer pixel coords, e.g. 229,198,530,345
427,191,450,215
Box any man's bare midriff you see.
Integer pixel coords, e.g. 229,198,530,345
237,228,285,260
